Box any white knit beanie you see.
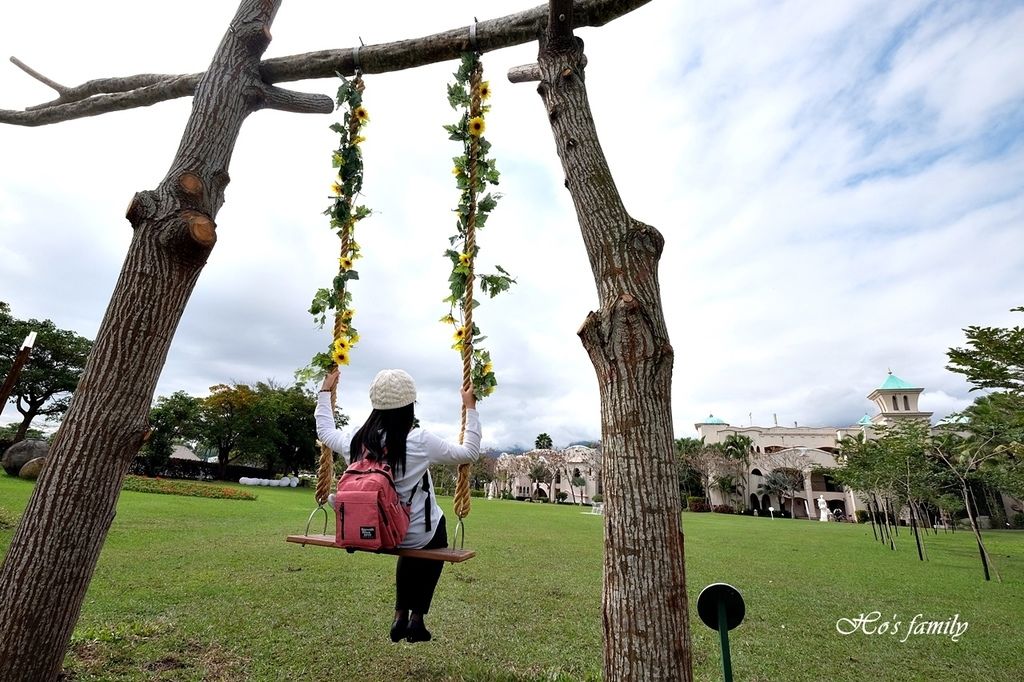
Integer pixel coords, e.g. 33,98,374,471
368,369,417,410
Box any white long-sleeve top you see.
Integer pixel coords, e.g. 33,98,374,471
315,392,481,548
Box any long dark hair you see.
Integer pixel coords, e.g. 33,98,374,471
350,403,415,475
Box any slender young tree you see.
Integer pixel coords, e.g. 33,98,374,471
517,2,692,676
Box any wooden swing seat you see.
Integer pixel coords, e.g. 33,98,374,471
286,534,476,562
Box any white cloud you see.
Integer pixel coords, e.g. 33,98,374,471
1,0,1022,445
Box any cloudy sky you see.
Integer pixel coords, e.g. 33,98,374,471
1,0,1022,450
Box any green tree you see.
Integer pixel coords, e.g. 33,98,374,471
946,306,1024,393
527,454,553,500
759,467,804,517
944,308,1024,539
140,391,202,476
756,470,790,512
874,420,939,560
0,423,46,443
534,432,553,450
196,383,263,479
928,428,1011,582
253,382,321,475
722,433,754,509
0,303,92,442
674,437,704,499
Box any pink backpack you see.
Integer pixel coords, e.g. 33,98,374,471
334,457,410,551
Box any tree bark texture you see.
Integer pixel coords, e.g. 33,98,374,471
533,27,693,682
0,2,302,679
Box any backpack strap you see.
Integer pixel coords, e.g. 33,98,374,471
422,471,431,532
406,471,432,532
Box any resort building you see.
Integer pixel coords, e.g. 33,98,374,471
496,444,602,503
698,372,933,519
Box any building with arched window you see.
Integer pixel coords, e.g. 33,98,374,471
696,372,935,520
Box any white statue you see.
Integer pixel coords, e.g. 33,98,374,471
487,480,498,500
818,494,829,522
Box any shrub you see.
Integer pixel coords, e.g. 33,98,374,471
127,455,274,483
686,496,706,511
555,491,568,503
591,494,603,503
470,489,485,498
1011,512,1024,529
712,504,734,514
122,476,256,501
855,510,870,524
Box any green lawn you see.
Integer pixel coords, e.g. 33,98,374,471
2,475,1023,681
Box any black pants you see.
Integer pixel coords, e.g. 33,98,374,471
395,515,447,614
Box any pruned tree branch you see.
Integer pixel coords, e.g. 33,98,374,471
508,54,587,83
10,57,68,96
252,84,334,114
1,0,650,127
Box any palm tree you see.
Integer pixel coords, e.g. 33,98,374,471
757,470,790,514
713,474,740,508
722,434,754,510
528,461,553,500
534,432,553,450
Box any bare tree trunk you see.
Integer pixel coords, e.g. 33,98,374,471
527,5,691,679
866,494,879,543
908,500,924,561
13,400,41,442
0,3,332,679
961,481,1001,582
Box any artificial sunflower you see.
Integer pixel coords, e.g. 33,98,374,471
341,308,355,322
332,349,351,366
482,362,493,375
459,252,472,266
478,81,491,101
468,116,485,137
453,326,467,342
333,337,351,353
440,314,456,325
353,135,366,145
331,181,343,196
339,256,354,270
353,106,370,124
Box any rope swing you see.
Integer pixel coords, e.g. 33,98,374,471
312,71,370,510
442,48,514,542
291,39,514,560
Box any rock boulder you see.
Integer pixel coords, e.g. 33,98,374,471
18,456,47,480
2,439,49,476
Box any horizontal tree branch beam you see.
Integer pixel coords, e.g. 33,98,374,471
1,0,650,127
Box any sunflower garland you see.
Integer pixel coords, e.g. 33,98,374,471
307,75,372,373
442,52,515,400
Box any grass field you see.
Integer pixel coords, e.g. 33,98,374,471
2,475,1023,681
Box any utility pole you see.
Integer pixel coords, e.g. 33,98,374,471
0,332,37,416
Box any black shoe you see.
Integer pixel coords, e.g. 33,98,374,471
390,616,409,643
406,618,432,643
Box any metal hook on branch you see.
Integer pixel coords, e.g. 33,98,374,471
469,17,480,53
352,36,366,74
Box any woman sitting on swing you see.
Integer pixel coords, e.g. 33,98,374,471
315,367,481,643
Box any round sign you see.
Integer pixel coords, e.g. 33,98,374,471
697,583,745,631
